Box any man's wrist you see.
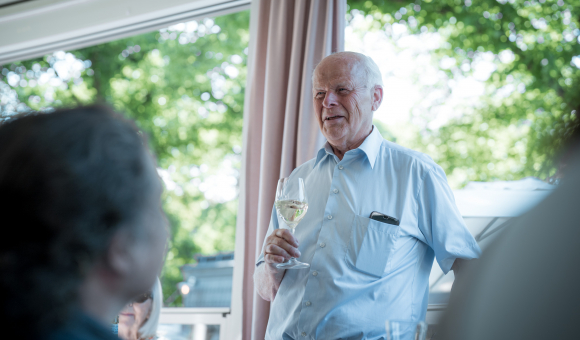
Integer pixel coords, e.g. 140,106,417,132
265,261,282,274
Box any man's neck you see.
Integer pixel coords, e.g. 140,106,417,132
118,324,140,339
329,125,373,160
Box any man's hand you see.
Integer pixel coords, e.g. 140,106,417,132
264,229,301,267
254,229,301,301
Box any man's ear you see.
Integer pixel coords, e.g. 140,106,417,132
105,229,135,278
371,85,383,111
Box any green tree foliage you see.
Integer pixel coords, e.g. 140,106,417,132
0,11,249,304
349,0,580,182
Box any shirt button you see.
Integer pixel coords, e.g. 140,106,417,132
305,301,311,306
312,271,318,276
327,215,333,220
338,165,344,170
301,332,307,337
333,189,339,194
319,242,326,248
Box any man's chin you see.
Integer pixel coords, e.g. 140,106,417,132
323,127,348,144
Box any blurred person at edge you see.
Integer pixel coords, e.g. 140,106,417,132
253,52,481,339
438,123,580,340
0,106,168,340
118,277,163,340
547,120,580,183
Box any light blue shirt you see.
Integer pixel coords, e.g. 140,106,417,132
256,126,481,340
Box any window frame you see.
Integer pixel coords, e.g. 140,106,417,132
0,0,250,64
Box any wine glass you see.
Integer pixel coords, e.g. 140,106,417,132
385,320,427,340
274,177,310,269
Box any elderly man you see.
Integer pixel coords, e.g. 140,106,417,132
253,52,481,339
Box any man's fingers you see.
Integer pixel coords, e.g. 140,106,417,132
265,244,293,260
266,235,301,258
265,253,286,264
274,229,299,247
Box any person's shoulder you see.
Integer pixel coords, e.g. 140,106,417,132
45,312,118,340
379,139,438,172
289,157,318,177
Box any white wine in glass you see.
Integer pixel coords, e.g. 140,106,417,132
274,199,308,229
275,177,310,269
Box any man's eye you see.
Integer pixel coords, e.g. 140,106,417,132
316,92,325,97
338,88,347,92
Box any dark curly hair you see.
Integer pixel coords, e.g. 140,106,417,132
0,105,157,337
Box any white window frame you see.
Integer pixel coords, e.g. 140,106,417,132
0,1,250,339
0,0,250,64
159,307,230,340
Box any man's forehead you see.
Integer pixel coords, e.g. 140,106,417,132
313,58,365,88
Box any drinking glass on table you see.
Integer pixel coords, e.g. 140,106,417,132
274,177,310,269
385,320,427,340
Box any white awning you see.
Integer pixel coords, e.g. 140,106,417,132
428,178,556,304
454,177,554,218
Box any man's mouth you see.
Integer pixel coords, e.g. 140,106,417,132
325,115,344,121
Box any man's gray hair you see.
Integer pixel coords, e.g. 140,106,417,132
139,277,163,339
313,52,383,90
360,54,383,89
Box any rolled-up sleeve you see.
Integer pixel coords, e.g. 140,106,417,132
417,165,481,274
255,205,279,267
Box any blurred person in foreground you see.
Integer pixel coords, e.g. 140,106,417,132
118,277,162,340
253,52,481,339
0,106,168,339
439,123,580,340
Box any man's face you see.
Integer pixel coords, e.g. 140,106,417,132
312,56,381,148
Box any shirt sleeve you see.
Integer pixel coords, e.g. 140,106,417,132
417,165,481,274
255,205,279,267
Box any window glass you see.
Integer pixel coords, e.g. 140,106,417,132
345,0,579,187
0,10,250,307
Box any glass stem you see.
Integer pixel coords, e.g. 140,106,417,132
290,228,296,260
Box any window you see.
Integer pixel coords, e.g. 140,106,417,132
1,5,249,339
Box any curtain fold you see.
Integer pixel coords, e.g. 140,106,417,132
239,1,346,339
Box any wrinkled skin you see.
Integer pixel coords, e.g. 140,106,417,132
312,52,383,159
118,299,152,340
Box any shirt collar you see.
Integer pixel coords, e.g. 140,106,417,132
313,125,383,169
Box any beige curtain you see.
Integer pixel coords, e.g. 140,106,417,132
237,0,346,339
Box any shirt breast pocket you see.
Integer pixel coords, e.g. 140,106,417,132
345,214,399,278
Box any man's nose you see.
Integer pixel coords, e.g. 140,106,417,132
323,91,339,108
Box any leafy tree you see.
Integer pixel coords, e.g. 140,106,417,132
0,11,249,305
348,0,580,183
